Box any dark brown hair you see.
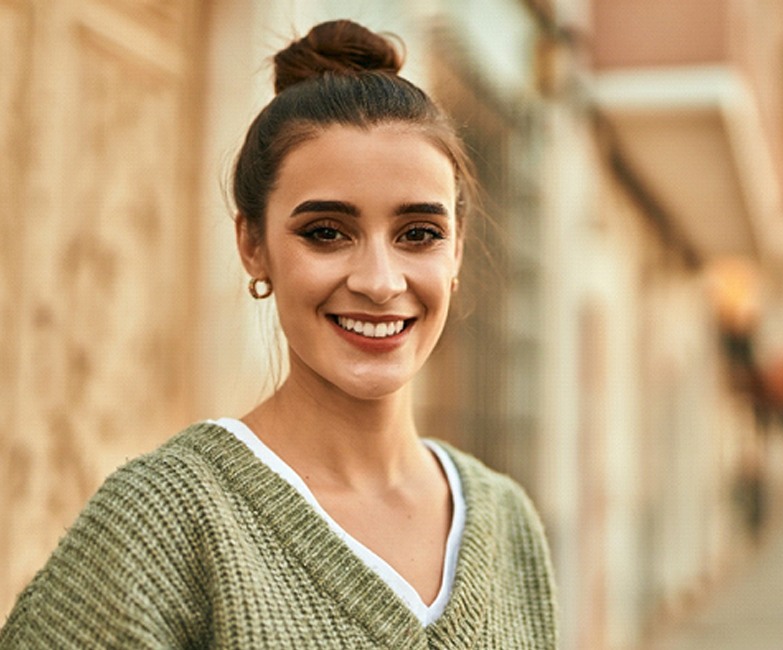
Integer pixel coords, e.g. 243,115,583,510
232,19,476,241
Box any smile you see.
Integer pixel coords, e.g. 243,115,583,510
334,316,407,339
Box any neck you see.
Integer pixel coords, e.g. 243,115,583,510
243,370,424,491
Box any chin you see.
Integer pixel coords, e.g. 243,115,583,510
331,368,414,401
338,379,408,401
288,351,418,402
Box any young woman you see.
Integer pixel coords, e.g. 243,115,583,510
0,20,557,648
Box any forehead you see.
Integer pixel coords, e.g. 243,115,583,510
272,124,457,206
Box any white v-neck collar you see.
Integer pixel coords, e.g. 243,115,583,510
208,417,465,626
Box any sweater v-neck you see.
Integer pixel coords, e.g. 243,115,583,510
209,416,465,626
181,422,496,648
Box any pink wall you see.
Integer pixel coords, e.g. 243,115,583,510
590,0,783,227
590,0,728,70
729,1,783,200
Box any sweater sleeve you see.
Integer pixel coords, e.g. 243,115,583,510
0,453,210,649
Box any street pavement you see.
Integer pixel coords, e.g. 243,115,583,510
649,528,783,649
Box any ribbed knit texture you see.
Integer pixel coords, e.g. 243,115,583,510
0,422,558,649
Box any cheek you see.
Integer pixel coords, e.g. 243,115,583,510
269,247,339,311
410,256,456,308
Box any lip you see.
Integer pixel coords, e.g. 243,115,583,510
327,313,415,352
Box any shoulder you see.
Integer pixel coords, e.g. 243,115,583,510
438,442,557,636
432,441,541,518
102,420,257,499
71,421,264,552
430,441,559,642
0,423,252,647
44,421,246,571
78,422,239,521
430,440,552,562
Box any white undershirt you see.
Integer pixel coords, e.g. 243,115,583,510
208,417,466,626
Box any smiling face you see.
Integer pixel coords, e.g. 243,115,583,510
238,124,463,401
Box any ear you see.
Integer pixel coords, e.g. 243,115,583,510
235,213,268,279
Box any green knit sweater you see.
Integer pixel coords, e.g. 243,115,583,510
0,423,558,648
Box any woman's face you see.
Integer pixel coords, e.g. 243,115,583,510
239,124,462,401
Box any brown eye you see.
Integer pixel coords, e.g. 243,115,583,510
400,227,444,244
299,226,347,242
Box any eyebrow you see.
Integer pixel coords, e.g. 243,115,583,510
395,202,449,217
290,200,358,217
289,200,450,218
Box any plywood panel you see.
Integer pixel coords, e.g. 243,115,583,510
101,0,191,41
0,0,34,608
67,25,186,445
591,0,728,70
1,0,201,617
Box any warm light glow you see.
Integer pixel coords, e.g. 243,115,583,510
706,256,761,333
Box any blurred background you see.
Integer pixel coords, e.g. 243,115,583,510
3,0,783,647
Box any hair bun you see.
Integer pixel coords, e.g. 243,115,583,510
273,20,404,94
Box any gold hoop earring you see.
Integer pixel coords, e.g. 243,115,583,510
249,277,273,300
450,277,460,293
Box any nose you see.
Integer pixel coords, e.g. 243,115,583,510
345,237,407,304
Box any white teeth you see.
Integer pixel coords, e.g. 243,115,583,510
336,316,406,338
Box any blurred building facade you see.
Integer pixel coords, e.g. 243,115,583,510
3,0,783,648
